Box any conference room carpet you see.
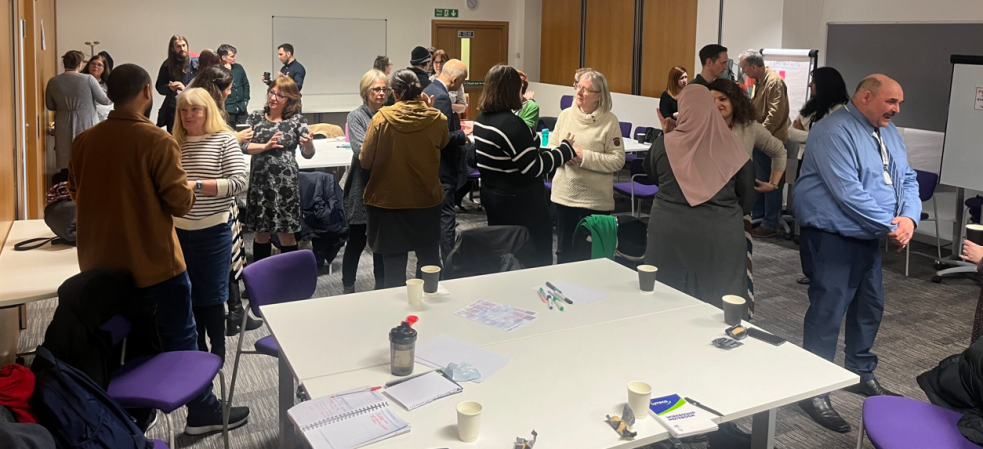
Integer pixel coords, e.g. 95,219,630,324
16,204,981,449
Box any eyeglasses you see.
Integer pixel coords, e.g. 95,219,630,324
575,86,600,94
268,90,286,100
370,87,391,94
89,63,104,68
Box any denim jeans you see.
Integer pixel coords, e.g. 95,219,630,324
752,147,784,230
139,272,219,413
176,222,233,307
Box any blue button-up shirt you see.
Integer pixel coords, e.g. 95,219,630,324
793,102,921,240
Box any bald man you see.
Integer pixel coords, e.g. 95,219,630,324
794,74,920,433
423,59,471,261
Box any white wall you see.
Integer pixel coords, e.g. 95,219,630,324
521,0,542,81
57,0,529,121
782,0,983,65
720,0,785,59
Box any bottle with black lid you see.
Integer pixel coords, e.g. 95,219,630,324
389,320,417,376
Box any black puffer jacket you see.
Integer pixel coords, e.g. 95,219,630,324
917,339,983,445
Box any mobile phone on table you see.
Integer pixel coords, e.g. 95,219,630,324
746,327,786,346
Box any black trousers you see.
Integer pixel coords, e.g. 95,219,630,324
226,110,248,128
343,224,385,287
382,246,441,289
481,183,553,267
440,182,458,261
192,303,226,364
554,203,607,264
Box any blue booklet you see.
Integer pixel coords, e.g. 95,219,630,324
649,394,719,438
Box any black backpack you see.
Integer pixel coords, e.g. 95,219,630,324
30,347,152,449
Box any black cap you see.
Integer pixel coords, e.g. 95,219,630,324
390,321,417,344
410,46,431,66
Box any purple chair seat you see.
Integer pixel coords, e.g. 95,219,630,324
254,335,279,357
469,169,480,179
624,154,638,163
108,351,222,413
544,181,552,189
153,440,170,449
613,182,658,198
862,396,979,449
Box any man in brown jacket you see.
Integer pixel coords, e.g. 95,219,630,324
740,49,790,238
68,64,249,434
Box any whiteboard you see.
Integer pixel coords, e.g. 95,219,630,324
939,57,983,191
761,49,816,125
272,16,387,113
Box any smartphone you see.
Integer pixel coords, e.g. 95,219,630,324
746,328,786,346
235,124,251,131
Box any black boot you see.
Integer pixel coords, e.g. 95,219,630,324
281,244,299,253
253,241,272,262
226,273,264,336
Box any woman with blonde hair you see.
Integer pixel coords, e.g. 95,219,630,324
172,87,248,361
242,76,315,262
550,69,625,263
658,66,688,132
342,69,391,293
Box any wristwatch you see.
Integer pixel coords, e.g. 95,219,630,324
771,182,779,191
194,180,203,193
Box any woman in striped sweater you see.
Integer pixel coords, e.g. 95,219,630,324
172,88,248,361
473,65,575,267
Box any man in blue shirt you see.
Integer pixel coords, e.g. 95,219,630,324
794,74,920,433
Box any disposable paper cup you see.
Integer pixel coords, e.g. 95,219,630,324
406,279,424,305
722,295,747,326
456,401,483,442
422,265,441,294
967,224,983,245
638,265,658,292
627,381,652,420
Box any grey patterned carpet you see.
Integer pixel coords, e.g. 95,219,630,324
16,197,981,449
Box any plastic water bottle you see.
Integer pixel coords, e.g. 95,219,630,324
541,128,550,147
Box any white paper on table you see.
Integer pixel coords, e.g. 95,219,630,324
532,280,608,305
454,299,537,332
415,334,510,383
976,86,983,111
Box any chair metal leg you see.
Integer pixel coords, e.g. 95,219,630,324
905,243,910,277
934,197,942,261
227,311,250,406
856,413,865,449
165,412,174,449
218,369,229,449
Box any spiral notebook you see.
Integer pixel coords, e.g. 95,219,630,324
288,388,410,449
383,370,463,411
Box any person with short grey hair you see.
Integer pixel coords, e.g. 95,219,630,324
739,49,790,238
550,69,625,263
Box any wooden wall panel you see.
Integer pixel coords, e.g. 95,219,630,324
584,0,635,95
640,0,698,98
0,0,14,248
539,0,581,86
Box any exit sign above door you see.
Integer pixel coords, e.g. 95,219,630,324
458,31,475,38
434,9,459,18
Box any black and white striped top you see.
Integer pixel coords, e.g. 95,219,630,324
173,132,248,230
472,110,574,190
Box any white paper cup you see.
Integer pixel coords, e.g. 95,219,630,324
406,279,424,305
457,401,482,442
627,381,652,420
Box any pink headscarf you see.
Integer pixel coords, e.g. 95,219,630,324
664,85,749,207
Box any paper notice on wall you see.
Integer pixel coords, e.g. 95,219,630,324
975,86,983,111
763,58,812,123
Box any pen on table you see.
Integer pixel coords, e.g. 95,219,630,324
546,282,574,304
537,288,550,306
545,294,554,310
552,296,565,312
338,386,384,396
684,397,724,417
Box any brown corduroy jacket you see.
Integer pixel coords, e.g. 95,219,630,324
752,67,791,143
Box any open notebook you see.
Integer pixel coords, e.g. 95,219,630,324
384,370,463,411
288,388,410,449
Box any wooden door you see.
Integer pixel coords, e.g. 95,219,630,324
1,0,15,246
540,0,581,87
432,20,509,119
16,0,55,219
584,0,635,95
640,0,698,98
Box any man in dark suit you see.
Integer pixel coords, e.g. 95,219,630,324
423,59,470,261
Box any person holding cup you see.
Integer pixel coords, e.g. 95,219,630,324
641,85,754,309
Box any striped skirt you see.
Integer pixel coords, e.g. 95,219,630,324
744,216,755,318
230,202,245,280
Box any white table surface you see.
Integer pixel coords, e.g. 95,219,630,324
261,259,704,383
301,304,858,449
244,138,352,170
536,137,650,153
0,220,80,308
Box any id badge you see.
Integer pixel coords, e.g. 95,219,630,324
883,171,893,185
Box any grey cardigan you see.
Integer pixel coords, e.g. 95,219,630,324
46,72,112,169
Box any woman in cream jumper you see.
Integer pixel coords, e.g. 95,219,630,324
551,70,626,263
709,79,787,317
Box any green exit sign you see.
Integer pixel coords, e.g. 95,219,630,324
434,8,459,18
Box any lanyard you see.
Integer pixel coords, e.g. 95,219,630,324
872,130,893,185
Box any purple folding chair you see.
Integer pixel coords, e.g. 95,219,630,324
858,396,979,449
619,122,632,138
228,251,318,440
613,158,658,217
560,95,573,110
102,316,229,449
152,440,169,449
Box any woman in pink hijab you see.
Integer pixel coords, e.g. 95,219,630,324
642,84,755,309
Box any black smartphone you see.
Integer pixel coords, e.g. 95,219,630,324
746,328,786,346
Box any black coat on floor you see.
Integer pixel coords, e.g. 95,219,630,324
917,338,983,445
